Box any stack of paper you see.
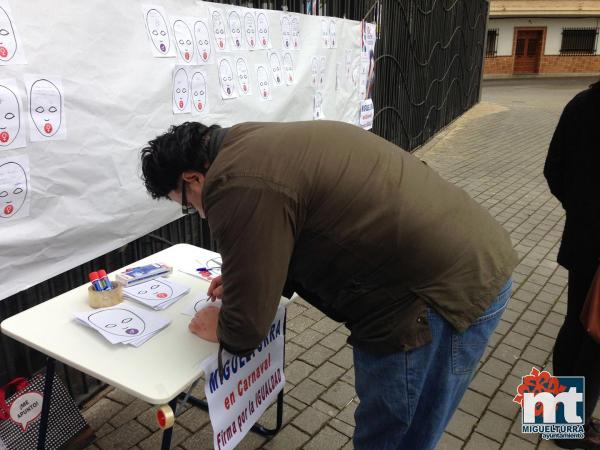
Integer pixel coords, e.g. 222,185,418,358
74,304,170,347
122,278,190,310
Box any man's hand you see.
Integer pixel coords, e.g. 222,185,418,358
207,275,223,301
189,306,220,342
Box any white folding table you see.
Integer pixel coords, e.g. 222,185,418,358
1,243,289,449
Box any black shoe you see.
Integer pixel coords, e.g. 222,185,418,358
553,422,600,450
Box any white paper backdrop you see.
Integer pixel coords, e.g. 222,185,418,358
0,0,362,301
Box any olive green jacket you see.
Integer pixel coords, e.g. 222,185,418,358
203,121,518,356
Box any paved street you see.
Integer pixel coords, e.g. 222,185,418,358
81,77,599,449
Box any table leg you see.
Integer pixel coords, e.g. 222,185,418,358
160,398,178,450
37,357,56,450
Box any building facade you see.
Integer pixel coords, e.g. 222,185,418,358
485,0,600,75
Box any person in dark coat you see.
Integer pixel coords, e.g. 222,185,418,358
544,78,600,449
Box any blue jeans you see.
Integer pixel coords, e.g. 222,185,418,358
353,280,512,450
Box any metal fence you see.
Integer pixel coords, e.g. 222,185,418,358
0,0,488,404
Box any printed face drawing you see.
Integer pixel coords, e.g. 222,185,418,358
29,79,61,137
311,57,318,86
283,53,294,84
173,68,189,111
88,309,146,337
257,13,269,47
219,59,235,96
269,53,283,86
0,85,19,145
319,57,326,89
291,17,299,49
236,58,250,94
173,20,193,62
146,9,170,54
135,280,173,301
281,17,291,49
194,21,211,63
321,20,329,47
228,11,242,49
0,161,26,218
257,66,271,99
314,92,323,119
0,8,16,61
329,20,336,47
244,13,256,48
191,72,207,112
212,11,226,50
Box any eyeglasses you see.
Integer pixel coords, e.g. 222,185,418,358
180,180,197,215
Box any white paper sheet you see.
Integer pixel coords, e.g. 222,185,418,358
256,11,271,49
24,75,66,142
123,277,190,310
226,8,243,51
182,296,222,317
235,57,252,95
189,67,209,115
283,52,295,85
0,79,25,150
0,154,29,222
74,304,170,345
193,19,213,64
210,8,228,52
172,66,191,113
268,52,284,87
280,15,292,50
171,16,196,64
217,57,239,99
0,0,26,65
242,10,257,50
142,4,175,57
255,64,272,101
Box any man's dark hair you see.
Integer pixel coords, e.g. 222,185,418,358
591,78,600,89
141,121,220,199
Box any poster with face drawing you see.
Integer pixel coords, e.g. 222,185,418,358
227,9,243,50
255,65,271,101
0,154,29,222
283,53,294,86
329,19,337,48
0,79,25,150
256,12,271,49
310,56,319,88
210,8,228,52
217,58,238,99
193,19,213,64
318,56,326,90
141,4,174,57
345,49,353,82
172,66,190,114
74,304,170,345
291,16,300,50
0,1,26,65
280,15,291,50
171,17,195,64
235,57,251,96
320,19,329,48
313,91,324,120
190,69,209,116
243,11,256,50
24,75,66,142
268,52,283,87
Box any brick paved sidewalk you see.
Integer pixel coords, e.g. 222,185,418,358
81,77,598,449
